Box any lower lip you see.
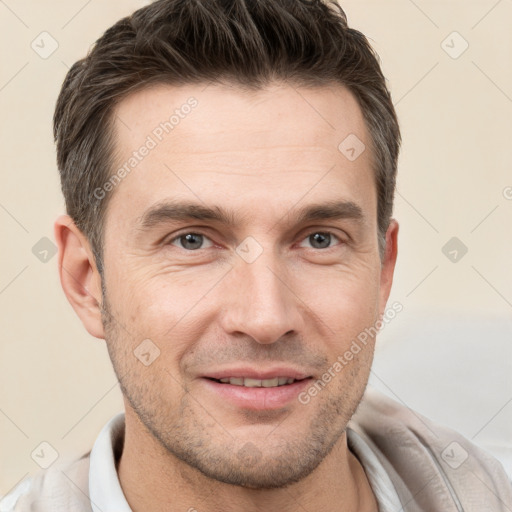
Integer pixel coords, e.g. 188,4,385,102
199,378,312,411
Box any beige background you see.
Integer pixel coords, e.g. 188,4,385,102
1,0,511,497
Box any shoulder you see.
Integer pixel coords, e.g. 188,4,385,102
0,452,92,512
349,386,512,510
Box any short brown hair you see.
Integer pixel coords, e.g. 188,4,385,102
54,0,400,275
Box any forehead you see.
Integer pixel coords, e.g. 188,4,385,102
113,81,369,153
105,81,375,234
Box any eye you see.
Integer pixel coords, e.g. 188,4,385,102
299,231,342,250
169,232,214,251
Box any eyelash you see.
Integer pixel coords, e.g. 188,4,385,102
167,229,345,251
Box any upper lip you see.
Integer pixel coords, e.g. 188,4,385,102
201,367,312,381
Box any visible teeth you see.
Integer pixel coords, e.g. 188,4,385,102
216,377,298,387
244,378,262,387
262,377,279,388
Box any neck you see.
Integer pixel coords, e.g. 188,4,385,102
117,408,378,512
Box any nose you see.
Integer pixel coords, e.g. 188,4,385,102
218,249,304,345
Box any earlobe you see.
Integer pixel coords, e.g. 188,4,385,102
54,214,106,339
379,219,399,314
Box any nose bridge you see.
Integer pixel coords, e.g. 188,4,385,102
220,243,301,344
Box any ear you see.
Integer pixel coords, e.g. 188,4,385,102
54,214,105,339
378,219,399,316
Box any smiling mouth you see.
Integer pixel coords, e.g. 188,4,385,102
206,377,310,387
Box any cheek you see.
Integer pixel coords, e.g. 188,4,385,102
116,275,214,364
291,267,381,367
296,261,381,327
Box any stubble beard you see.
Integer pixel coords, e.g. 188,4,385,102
99,285,370,489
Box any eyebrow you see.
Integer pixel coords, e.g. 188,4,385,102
135,199,366,233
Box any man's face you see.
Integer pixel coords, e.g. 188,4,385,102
99,82,396,488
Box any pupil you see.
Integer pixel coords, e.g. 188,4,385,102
181,233,202,250
311,232,330,249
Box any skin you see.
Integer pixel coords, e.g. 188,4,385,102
55,81,398,512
